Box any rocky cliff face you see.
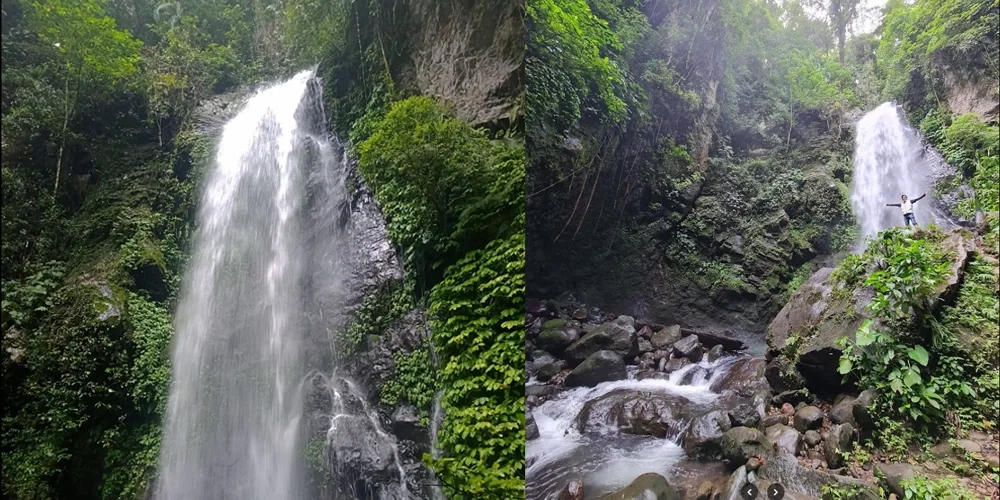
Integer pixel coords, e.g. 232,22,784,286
405,0,523,128
941,69,1000,122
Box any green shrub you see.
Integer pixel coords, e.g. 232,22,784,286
357,96,524,290
899,476,978,500
380,345,437,425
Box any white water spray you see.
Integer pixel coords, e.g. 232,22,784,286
851,102,954,241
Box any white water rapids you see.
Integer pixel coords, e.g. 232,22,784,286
525,356,743,500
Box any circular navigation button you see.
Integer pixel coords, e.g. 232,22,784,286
740,483,759,500
767,483,785,500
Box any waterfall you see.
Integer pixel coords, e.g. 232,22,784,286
157,69,342,500
851,102,955,241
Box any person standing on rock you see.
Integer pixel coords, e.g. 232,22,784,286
886,193,926,228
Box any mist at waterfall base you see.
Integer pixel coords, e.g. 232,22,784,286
525,358,743,500
156,70,415,500
851,102,958,242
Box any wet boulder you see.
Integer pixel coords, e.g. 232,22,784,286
720,427,774,467
575,389,691,437
565,350,626,387
527,412,539,440
565,316,638,366
682,410,732,459
537,327,581,355
709,358,769,397
672,334,703,361
706,344,724,363
663,357,691,373
597,472,680,500
651,325,682,349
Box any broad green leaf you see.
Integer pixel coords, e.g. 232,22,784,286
907,345,929,366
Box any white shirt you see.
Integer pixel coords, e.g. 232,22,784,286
901,200,913,214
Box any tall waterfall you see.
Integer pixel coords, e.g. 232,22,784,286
157,69,344,500
851,102,953,240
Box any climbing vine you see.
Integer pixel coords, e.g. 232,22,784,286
426,228,526,499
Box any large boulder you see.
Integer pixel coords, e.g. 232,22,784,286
565,350,627,387
537,328,581,355
793,405,824,432
575,389,691,437
598,472,681,500
709,358,769,397
823,423,854,468
765,424,803,457
672,334,704,361
764,267,867,392
651,325,683,349
758,456,878,499
682,410,732,458
720,427,773,466
565,316,638,366
765,231,976,393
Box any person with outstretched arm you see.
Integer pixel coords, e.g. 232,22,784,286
886,193,926,227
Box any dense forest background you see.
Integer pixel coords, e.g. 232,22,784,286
526,0,998,331
2,0,524,498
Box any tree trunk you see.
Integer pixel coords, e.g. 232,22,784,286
54,71,71,195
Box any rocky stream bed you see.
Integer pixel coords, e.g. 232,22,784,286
525,295,1000,500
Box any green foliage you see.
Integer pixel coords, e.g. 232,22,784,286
526,0,627,131
379,344,437,424
334,278,411,355
878,0,999,110
835,226,998,444
426,229,525,500
357,96,524,289
282,0,348,66
23,0,142,83
899,476,978,500
820,483,876,500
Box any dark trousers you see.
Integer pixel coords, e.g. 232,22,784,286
904,213,917,226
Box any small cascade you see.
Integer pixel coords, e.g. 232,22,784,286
320,373,414,500
427,391,447,500
525,356,744,500
851,102,958,242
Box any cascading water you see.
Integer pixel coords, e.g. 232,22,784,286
157,69,410,500
851,102,956,241
525,357,743,500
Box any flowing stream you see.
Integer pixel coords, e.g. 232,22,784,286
851,102,956,240
156,69,411,500
525,357,744,500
